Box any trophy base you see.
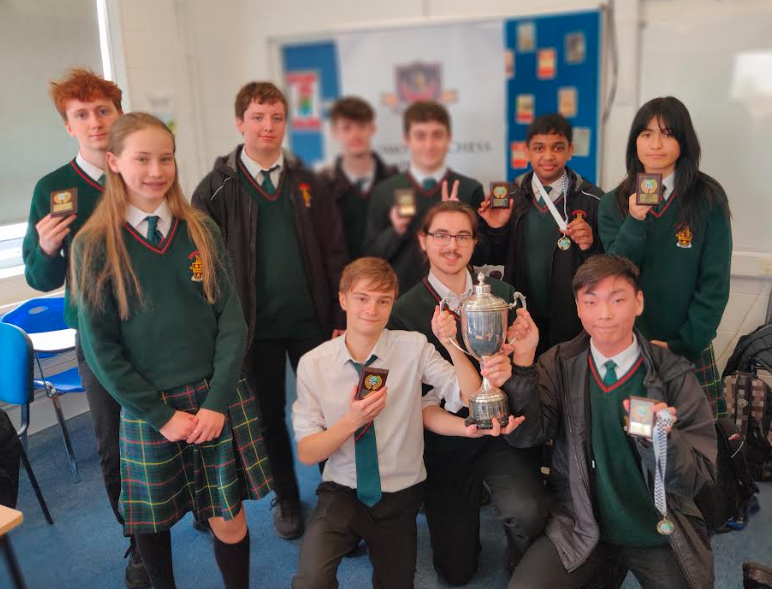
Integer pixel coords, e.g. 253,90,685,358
465,389,510,430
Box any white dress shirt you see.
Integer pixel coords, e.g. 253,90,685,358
125,201,173,240
292,329,464,493
662,171,675,201
410,164,447,187
590,334,641,381
427,270,474,314
240,148,283,188
531,173,566,203
76,153,105,183
342,157,375,193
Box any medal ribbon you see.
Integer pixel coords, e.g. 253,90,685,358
652,407,675,532
532,173,569,232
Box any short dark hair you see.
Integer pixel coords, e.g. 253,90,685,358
572,255,641,295
330,96,374,123
403,100,451,135
525,113,573,145
420,201,479,239
234,81,288,120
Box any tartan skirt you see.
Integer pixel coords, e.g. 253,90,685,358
118,377,273,535
693,344,728,418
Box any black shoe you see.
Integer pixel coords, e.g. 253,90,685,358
271,497,304,539
124,541,151,589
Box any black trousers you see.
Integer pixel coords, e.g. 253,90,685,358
247,336,323,503
508,533,695,589
424,434,548,585
293,481,424,589
76,336,126,533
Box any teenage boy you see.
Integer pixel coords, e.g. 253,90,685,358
389,201,548,584
291,257,516,588
192,81,348,540
22,68,150,588
363,100,487,294
478,113,603,355
321,96,397,259
504,254,717,589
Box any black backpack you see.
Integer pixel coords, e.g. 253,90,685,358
725,372,772,482
695,417,758,533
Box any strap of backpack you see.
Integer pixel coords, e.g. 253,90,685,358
717,417,760,496
735,372,754,436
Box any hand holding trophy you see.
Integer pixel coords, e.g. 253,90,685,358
439,273,526,429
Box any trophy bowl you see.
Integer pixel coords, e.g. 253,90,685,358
441,273,526,429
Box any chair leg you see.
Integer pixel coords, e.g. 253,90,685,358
49,394,80,484
0,536,29,589
19,405,30,454
18,442,54,525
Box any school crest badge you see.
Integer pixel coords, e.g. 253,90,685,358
675,224,693,249
299,183,312,208
188,251,203,282
572,209,587,222
381,62,457,110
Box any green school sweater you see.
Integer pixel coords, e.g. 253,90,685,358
365,171,485,294
341,186,371,260
522,204,561,319
598,190,732,360
23,159,104,328
237,165,321,340
76,219,248,431
589,356,667,547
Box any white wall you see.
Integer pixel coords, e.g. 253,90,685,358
92,0,772,370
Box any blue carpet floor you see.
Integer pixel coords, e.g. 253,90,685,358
1,409,770,588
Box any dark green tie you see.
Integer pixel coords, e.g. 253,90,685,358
603,360,618,386
422,178,438,191
537,184,552,205
352,355,382,507
261,166,279,195
354,178,367,193
97,173,106,187
145,215,163,246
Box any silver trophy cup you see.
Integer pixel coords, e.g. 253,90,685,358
440,273,526,429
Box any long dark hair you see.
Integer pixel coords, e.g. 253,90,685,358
615,96,730,226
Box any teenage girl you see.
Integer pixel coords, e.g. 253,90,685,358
72,112,272,589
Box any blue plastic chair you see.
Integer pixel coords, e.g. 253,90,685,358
0,322,54,524
2,297,82,483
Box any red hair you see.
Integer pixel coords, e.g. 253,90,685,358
50,68,123,121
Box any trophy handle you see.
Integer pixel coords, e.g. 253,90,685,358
507,291,527,345
438,297,473,357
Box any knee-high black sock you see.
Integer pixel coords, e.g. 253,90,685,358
213,531,250,589
135,530,176,589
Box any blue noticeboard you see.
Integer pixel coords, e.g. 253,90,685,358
281,41,340,168
505,10,602,184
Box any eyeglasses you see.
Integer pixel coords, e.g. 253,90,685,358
426,232,476,247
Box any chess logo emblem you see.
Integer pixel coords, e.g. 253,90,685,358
635,404,652,422
640,177,658,194
188,251,203,282
675,224,693,249
365,375,383,391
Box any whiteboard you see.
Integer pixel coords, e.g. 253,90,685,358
640,0,772,254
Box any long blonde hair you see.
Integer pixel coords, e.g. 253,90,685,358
72,112,221,319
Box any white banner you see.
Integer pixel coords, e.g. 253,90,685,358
335,22,507,186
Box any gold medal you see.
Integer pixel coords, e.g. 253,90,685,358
657,517,675,536
557,234,571,250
